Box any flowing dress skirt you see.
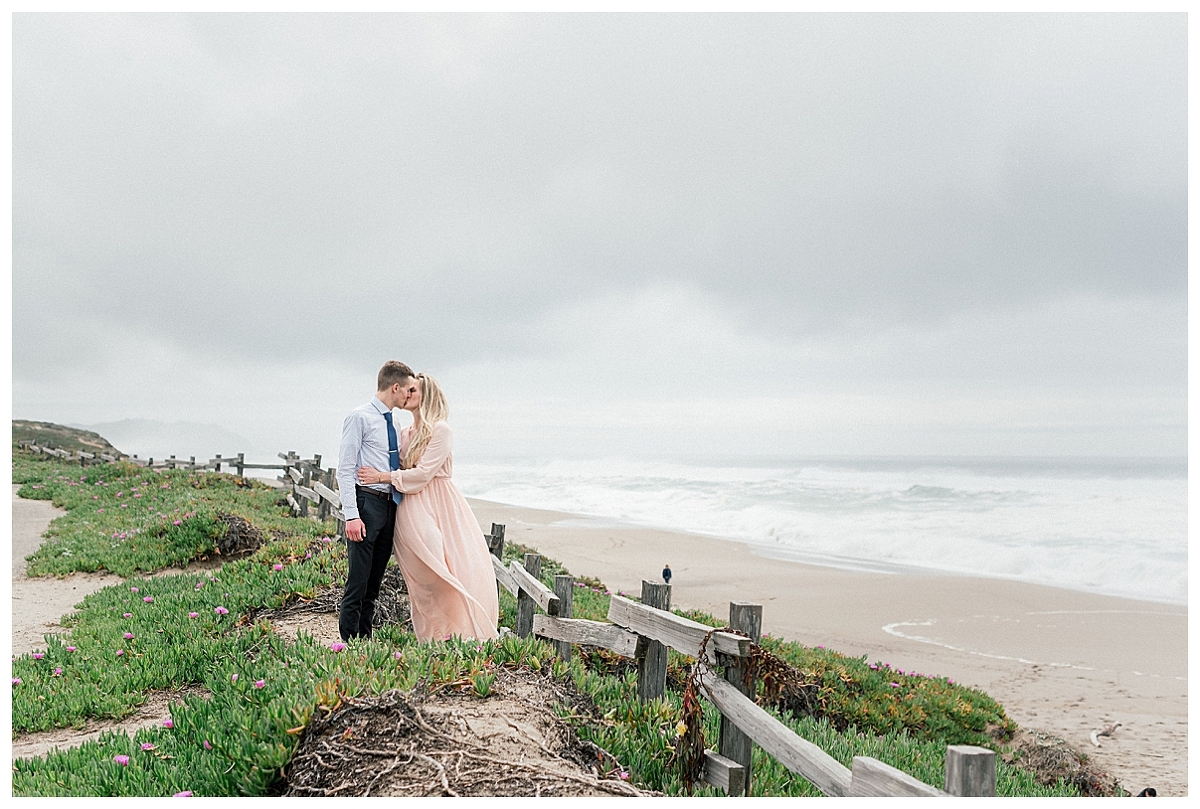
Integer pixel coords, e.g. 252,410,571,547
392,476,499,641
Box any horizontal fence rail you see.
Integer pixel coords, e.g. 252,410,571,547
17,440,997,797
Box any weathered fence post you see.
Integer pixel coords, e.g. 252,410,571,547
945,745,996,796
553,575,574,661
719,601,763,795
489,523,505,557
515,553,541,638
636,580,672,702
488,524,506,601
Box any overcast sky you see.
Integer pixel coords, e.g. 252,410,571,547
11,13,1187,463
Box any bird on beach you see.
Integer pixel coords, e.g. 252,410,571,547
1088,722,1121,747
1134,787,1156,797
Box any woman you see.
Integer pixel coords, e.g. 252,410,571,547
357,373,499,642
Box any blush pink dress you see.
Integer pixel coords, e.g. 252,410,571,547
389,421,499,642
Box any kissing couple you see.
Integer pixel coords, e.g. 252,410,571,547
335,360,499,643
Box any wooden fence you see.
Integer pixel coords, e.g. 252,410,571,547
491,540,999,797
19,441,997,797
19,443,353,534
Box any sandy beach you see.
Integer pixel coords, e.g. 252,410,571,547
469,497,1188,796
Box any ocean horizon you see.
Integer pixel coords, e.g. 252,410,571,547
93,426,1185,608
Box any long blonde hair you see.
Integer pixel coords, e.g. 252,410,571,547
402,373,449,469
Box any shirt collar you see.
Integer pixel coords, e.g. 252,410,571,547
370,396,390,415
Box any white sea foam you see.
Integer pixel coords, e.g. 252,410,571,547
457,456,1186,605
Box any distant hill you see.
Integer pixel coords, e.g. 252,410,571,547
71,419,255,461
13,420,124,455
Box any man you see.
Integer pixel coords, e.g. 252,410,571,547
662,564,672,585
336,360,415,641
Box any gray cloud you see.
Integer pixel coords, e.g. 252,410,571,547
12,13,1186,458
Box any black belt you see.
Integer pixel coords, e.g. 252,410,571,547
356,484,391,501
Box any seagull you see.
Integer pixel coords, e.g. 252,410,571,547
1089,722,1122,747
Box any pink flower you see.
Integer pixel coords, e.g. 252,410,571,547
889,682,901,688
131,587,139,593
114,755,130,766
141,743,156,751
305,551,312,558
817,645,825,649
254,680,265,689
124,633,135,640
203,740,212,750
619,771,630,780
98,508,104,513
164,718,174,728
330,642,347,652
93,495,99,500
174,792,193,797
188,612,199,619
173,520,182,525
54,667,62,676
869,664,879,670
195,581,205,589
124,613,133,618
32,653,44,660
117,649,125,656
66,646,75,652
214,606,228,615
231,673,238,682
320,537,332,543
394,651,402,659
12,678,21,686
273,564,283,571
144,596,153,603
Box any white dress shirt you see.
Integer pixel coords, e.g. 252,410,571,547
337,396,395,521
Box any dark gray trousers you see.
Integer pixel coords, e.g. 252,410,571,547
339,491,396,641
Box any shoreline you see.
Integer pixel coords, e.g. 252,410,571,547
467,496,1188,796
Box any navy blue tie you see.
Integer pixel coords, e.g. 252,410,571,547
383,411,402,506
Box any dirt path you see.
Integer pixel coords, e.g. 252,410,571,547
11,686,209,761
11,486,213,761
11,485,124,656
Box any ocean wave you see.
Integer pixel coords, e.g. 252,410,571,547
457,456,1187,605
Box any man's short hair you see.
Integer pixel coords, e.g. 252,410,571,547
377,360,415,391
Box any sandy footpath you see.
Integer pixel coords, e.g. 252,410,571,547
469,498,1188,797
10,486,210,761
11,485,125,656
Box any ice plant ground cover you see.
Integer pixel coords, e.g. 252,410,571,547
11,451,1082,796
